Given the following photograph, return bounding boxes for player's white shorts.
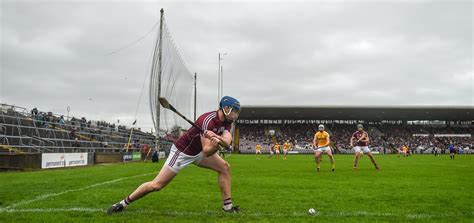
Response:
[354,146,371,154]
[315,146,331,153]
[283,149,288,154]
[256,150,261,154]
[164,144,204,173]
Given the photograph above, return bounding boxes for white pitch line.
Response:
[0,208,103,213]
[1,208,471,219]
[2,172,155,210]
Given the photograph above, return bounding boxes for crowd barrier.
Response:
[0,152,159,170]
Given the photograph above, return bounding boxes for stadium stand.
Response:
[238,123,473,154]
[236,106,473,155]
[0,104,162,154]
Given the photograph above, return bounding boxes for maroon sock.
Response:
[223,198,232,207]
[121,196,133,206]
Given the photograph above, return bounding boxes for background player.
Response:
[268,143,275,159]
[449,143,456,160]
[107,96,241,214]
[350,124,380,170]
[274,142,281,158]
[398,145,407,158]
[255,143,262,159]
[402,145,409,157]
[313,124,335,172]
[283,140,291,160]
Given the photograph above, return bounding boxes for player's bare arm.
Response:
[209,130,232,147]
[205,128,230,142]
[361,135,369,143]
[201,135,219,156]
[360,132,369,142]
[202,130,232,156]
[313,136,318,148]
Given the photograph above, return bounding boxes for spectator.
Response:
[58,115,65,125]
[73,138,81,152]
[80,117,87,131]
[70,127,77,139]
[30,107,38,117]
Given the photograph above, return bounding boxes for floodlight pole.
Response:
[218,53,221,103]
[221,65,224,96]
[66,106,70,121]
[217,52,227,102]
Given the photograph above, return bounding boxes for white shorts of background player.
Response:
[353,146,371,154]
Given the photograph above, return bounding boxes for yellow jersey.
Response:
[314,131,330,147]
[283,143,290,150]
[274,144,280,150]
[256,145,262,151]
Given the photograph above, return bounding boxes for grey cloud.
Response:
[1,0,472,132]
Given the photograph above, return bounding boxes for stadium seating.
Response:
[0,104,161,154]
[238,123,473,154]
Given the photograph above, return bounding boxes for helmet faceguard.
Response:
[219,96,240,123]
[318,124,324,131]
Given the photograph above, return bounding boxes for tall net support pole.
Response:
[149,8,193,149]
[156,9,164,151]
[149,8,165,152]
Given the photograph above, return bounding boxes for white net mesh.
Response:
[149,16,193,135]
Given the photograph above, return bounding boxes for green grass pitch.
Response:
[0,154,473,222]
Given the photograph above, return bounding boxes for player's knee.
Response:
[149,181,163,191]
[221,161,231,174]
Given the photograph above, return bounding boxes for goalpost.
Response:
[148,9,195,159]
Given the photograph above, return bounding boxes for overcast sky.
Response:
[1,0,472,132]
